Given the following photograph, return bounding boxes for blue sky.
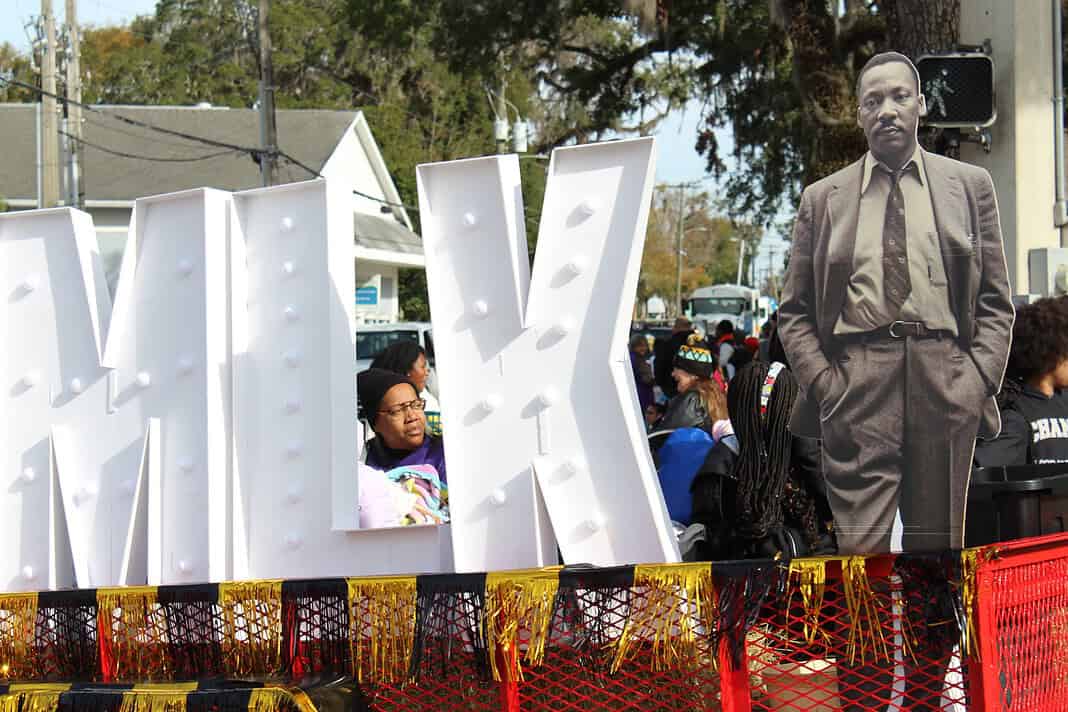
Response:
[2,0,787,278]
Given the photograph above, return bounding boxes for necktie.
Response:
[882,167,911,312]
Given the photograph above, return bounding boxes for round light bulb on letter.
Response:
[471,300,490,318]
[177,559,193,574]
[491,488,507,506]
[462,212,478,229]
[283,350,301,368]
[480,393,503,414]
[282,261,296,276]
[280,216,295,232]
[177,259,193,277]
[177,357,194,376]
[577,198,599,219]
[22,274,40,292]
[284,399,301,414]
[20,467,36,484]
[538,387,560,408]
[68,377,84,394]
[552,316,576,337]
[21,566,35,582]
[565,255,589,276]
[283,305,299,322]
[22,370,41,388]
[135,371,152,388]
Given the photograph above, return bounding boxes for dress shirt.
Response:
[835,147,958,336]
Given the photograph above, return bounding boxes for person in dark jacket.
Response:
[358,368,447,482]
[975,295,1068,466]
[654,318,695,398]
[629,333,656,414]
[652,339,727,436]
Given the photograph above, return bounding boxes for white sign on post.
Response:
[418,137,679,571]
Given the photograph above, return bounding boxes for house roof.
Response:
[0,103,424,265]
[0,103,355,201]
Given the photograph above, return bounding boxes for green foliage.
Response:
[398,267,430,321]
[0,42,37,103]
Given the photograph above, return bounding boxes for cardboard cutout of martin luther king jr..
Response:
[778,51,1014,554]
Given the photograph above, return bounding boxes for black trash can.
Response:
[966,464,1068,546]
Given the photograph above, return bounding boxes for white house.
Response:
[0,103,422,323]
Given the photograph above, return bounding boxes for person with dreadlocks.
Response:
[690,361,835,559]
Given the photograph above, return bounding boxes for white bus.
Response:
[685,284,771,337]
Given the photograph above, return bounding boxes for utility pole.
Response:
[766,247,775,297]
[65,0,82,207]
[41,0,60,207]
[257,0,278,186]
[674,184,686,318]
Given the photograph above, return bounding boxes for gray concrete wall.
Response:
[960,0,1063,293]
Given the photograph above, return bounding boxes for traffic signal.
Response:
[916,52,996,128]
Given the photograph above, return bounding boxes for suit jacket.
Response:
[779,150,1014,440]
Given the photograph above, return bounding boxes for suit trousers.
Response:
[818,333,985,554]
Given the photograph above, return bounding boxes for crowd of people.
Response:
[351,294,1068,558]
[636,315,837,558]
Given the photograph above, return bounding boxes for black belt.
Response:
[838,320,952,344]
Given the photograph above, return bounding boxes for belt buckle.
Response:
[888,320,920,338]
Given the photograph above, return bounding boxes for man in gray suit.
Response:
[779,52,1013,554]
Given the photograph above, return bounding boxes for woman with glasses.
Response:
[357,368,447,482]
[371,340,443,436]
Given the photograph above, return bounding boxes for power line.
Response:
[276,151,419,212]
[0,71,264,153]
[1,73,421,213]
[59,128,241,162]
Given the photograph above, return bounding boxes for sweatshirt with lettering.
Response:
[974,383,1068,467]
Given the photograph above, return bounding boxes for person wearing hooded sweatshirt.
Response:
[358,368,447,482]
[975,296,1068,467]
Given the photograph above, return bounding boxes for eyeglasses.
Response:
[378,398,427,418]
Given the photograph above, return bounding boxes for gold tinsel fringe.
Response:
[98,586,162,681]
[787,558,829,645]
[1,684,73,712]
[485,567,561,682]
[611,563,714,673]
[346,576,417,685]
[0,593,37,679]
[219,580,284,677]
[250,687,318,712]
[119,687,193,712]
[841,557,889,664]
[960,547,985,659]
